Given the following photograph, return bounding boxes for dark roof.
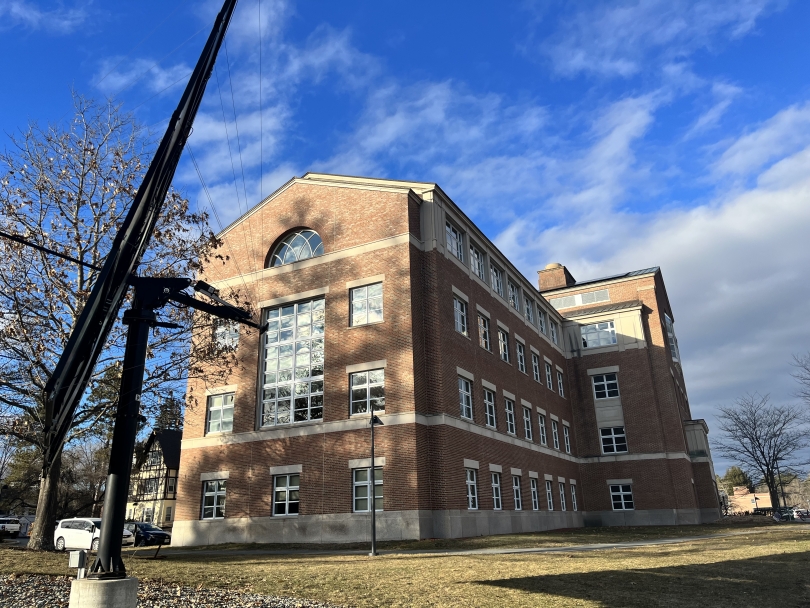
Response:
[542,267,659,294]
[136,429,182,470]
[561,300,644,319]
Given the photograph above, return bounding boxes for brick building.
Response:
[172,173,720,546]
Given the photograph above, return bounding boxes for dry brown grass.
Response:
[2,523,808,607]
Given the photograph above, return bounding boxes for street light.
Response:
[369,413,383,557]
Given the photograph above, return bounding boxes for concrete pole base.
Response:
[69,577,138,608]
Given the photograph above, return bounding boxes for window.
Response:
[484,389,496,428]
[523,407,533,441]
[165,506,173,522]
[446,222,464,261]
[513,476,522,510]
[273,474,300,516]
[524,297,534,324]
[507,280,520,311]
[350,369,385,415]
[557,371,565,397]
[545,480,554,510]
[571,485,578,511]
[270,229,324,267]
[552,420,560,449]
[143,478,158,495]
[147,449,161,467]
[470,243,487,281]
[592,373,620,399]
[545,363,553,389]
[530,479,540,511]
[144,507,153,523]
[538,414,547,445]
[206,393,234,434]
[610,484,634,510]
[549,289,609,310]
[261,298,325,426]
[538,309,546,334]
[559,482,567,511]
[563,425,571,453]
[167,478,176,494]
[350,283,383,326]
[466,469,478,509]
[353,467,383,512]
[581,321,617,348]
[664,314,681,361]
[453,297,468,336]
[458,377,473,420]
[478,315,491,350]
[498,330,510,363]
[600,427,628,454]
[532,353,541,382]
[516,343,526,373]
[490,264,504,297]
[491,473,502,510]
[201,480,226,519]
[213,319,239,349]
[505,399,516,435]
[550,322,558,344]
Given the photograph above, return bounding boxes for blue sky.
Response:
[3,0,810,474]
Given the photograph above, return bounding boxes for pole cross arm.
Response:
[169,290,263,330]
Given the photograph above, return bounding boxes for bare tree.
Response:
[0,93,250,549]
[792,353,810,406]
[714,393,809,510]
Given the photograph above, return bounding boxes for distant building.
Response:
[126,429,181,529]
[172,173,721,546]
[728,486,772,514]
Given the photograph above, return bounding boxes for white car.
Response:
[53,518,134,552]
[0,518,21,539]
[793,508,810,521]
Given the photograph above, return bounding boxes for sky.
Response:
[2,0,810,475]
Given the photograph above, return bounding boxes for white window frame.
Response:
[206,393,234,435]
[507,280,521,311]
[610,484,634,510]
[353,467,383,513]
[592,373,620,399]
[165,506,173,522]
[538,310,546,334]
[524,297,534,324]
[470,243,487,281]
[478,315,491,350]
[484,389,497,428]
[491,473,502,510]
[466,469,479,510]
[600,426,629,454]
[530,479,540,511]
[559,482,567,511]
[571,485,578,511]
[446,221,464,262]
[581,321,617,348]
[273,473,300,516]
[505,399,516,435]
[350,369,385,415]
[545,363,553,390]
[545,480,554,510]
[513,476,522,511]
[453,297,468,336]
[552,420,560,450]
[201,479,226,520]
[498,329,510,363]
[538,414,547,445]
[664,314,681,361]
[563,425,571,453]
[490,264,504,297]
[458,377,473,420]
[550,322,558,344]
[557,371,565,397]
[532,353,541,382]
[516,343,526,373]
[523,407,533,441]
[350,282,383,326]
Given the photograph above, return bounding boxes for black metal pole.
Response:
[89,304,154,578]
[369,412,376,557]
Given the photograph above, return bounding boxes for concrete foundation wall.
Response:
[582,507,720,527]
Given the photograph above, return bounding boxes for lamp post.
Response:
[369,413,383,557]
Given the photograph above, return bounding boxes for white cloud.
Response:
[684,82,742,138]
[0,0,88,33]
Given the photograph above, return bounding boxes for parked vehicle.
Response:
[793,508,810,521]
[0,518,21,539]
[124,522,171,547]
[53,518,134,551]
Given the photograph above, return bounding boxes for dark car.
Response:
[124,522,171,547]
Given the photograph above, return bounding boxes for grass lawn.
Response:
[2,521,809,607]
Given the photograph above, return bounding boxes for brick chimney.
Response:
[538,263,576,291]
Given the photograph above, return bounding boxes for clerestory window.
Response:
[270,230,324,267]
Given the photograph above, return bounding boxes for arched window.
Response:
[269,229,324,267]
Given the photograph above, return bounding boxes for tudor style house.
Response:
[171,173,720,546]
[126,429,181,529]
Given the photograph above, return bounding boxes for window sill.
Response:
[200,517,225,521]
[259,418,325,431]
[348,321,385,330]
[456,331,471,340]
[271,514,299,518]
[204,431,233,438]
[350,412,385,418]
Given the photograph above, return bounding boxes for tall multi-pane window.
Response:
[507,281,520,311]
[557,371,565,397]
[446,222,464,261]
[470,243,487,281]
[538,309,546,334]
[466,469,478,509]
[552,420,560,449]
[350,283,383,326]
[545,363,553,389]
[206,393,234,434]
[261,298,324,426]
[524,297,534,324]
[505,399,516,435]
[458,377,473,420]
[592,373,620,399]
[581,321,617,348]
[513,477,522,510]
[545,480,554,510]
[498,330,510,362]
[516,343,526,373]
[532,353,541,382]
[350,369,385,415]
[490,264,504,297]
[559,482,567,511]
[453,297,468,336]
[550,322,558,344]
[201,480,226,519]
[478,315,491,350]
[664,314,681,361]
[273,474,300,516]
[523,407,533,441]
[538,414,547,445]
[353,467,383,512]
[484,389,496,428]
[563,426,571,453]
[571,485,578,511]
[610,484,634,510]
[600,427,628,453]
[530,479,540,510]
[491,473,502,510]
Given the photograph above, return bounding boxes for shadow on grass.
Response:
[474,549,810,607]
